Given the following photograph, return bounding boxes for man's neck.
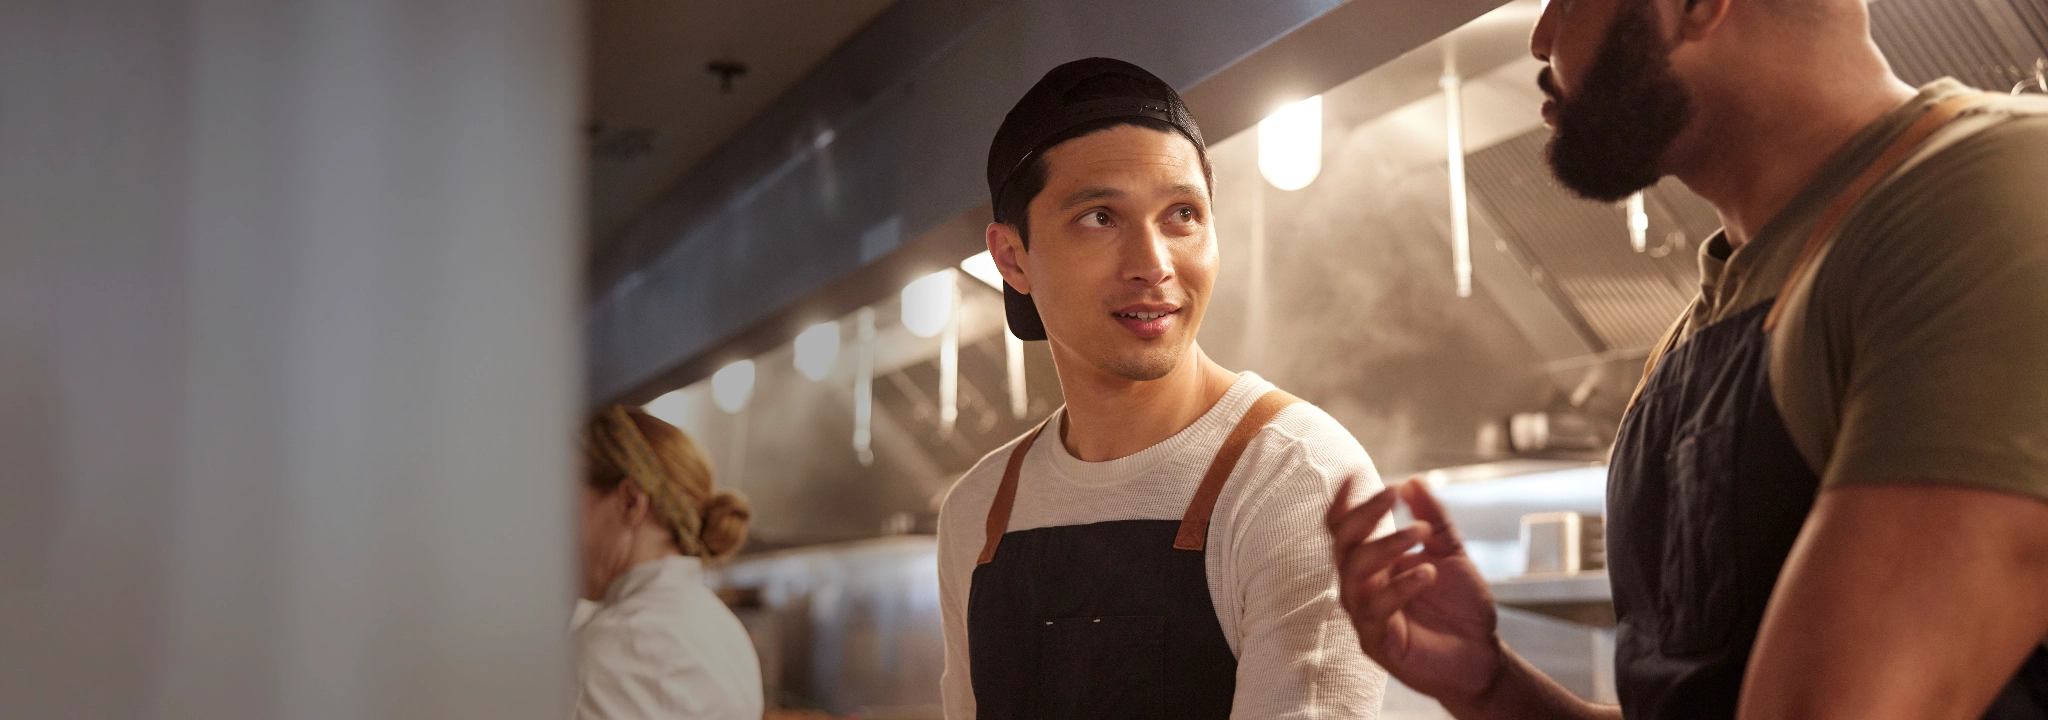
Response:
[1052,344,1239,463]
[1674,67,1916,250]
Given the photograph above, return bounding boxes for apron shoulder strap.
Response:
[975,389,1306,563]
[1759,91,1999,334]
[1627,92,2000,414]
[977,416,1053,565]
[1173,389,1302,551]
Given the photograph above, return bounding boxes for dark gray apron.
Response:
[966,390,1297,720]
[1607,92,2048,720]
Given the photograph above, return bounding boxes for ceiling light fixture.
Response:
[901,269,956,338]
[960,251,1005,291]
[1258,96,1323,191]
[793,321,840,381]
[710,360,754,414]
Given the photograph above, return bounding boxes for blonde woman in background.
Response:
[576,405,760,720]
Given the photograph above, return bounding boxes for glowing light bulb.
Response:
[1626,192,1649,252]
[901,269,956,338]
[853,308,875,465]
[793,321,840,381]
[711,360,754,414]
[1258,96,1322,191]
[960,251,1004,290]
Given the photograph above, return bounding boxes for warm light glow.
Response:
[940,293,959,436]
[1258,96,1322,191]
[642,389,694,430]
[793,321,840,381]
[853,308,875,465]
[711,360,754,414]
[1006,327,1027,420]
[901,269,956,338]
[1443,74,1472,298]
[960,251,1004,291]
[1626,192,1649,252]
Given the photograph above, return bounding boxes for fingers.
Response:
[1325,476,1356,531]
[1340,520,1433,588]
[1329,485,1400,551]
[1397,479,1467,555]
[1356,562,1440,630]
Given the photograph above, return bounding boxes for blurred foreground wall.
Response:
[1,1,582,717]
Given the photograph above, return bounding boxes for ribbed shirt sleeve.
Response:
[1216,407,1390,719]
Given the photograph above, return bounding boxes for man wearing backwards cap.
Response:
[934,57,1390,719]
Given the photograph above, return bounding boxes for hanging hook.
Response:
[2013,57,2047,96]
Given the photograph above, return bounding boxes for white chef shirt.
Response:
[574,555,764,720]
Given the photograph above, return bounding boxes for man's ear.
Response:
[986,222,1032,295]
[1674,0,1732,42]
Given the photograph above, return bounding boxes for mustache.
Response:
[1537,67,1562,101]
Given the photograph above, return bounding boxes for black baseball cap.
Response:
[986,57,1206,341]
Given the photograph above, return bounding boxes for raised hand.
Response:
[1326,477,1506,706]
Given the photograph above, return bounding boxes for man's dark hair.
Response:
[991,74,1214,248]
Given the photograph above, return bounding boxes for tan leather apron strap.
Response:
[977,416,1053,565]
[1625,311,1691,413]
[1626,92,1996,415]
[1173,389,1302,551]
[1760,92,1997,334]
[976,389,1305,563]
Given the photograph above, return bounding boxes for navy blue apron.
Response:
[1607,93,2048,720]
[966,390,1298,720]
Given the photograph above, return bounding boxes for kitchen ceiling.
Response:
[586,0,897,247]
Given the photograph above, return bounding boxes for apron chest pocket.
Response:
[1661,423,1739,656]
[1031,615,1166,719]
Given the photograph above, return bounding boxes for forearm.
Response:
[1443,641,1621,720]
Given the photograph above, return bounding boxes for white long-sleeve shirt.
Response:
[936,373,1390,719]
[574,556,763,720]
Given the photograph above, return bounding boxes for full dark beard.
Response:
[1544,0,1694,203]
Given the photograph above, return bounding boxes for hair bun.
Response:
[698,491,752,562]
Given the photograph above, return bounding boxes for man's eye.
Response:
[1079,210,1112,228]
[1173,207,1197,223]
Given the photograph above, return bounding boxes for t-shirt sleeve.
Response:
[1225,419,1391,719]
[936,476,982,720]
[1824,116,2048,502]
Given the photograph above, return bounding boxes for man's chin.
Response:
[1093,344,1186,382]
[1545,132,1663,203]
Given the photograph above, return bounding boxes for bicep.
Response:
[1829,122,2048,499]
[936,503,979,719]
[1740,483,2048,720]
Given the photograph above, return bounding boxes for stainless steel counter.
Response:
[1491,571,1615,628]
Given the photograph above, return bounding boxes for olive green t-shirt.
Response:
[1676,79,2048,501]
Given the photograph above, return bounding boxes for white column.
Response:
[0,1,581,718]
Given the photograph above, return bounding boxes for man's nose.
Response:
[1530,0,1558,63]
[1123,225,1172,286]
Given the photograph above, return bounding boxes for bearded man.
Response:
[1327,0,2048,718]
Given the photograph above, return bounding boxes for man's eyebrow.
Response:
[1058,186,1123,210]
[1057,183,1206,210]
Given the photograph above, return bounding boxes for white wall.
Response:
[0,1,581,717]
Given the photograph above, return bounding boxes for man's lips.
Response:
[1537,68,1563,128]
[1111,304,1179,339]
